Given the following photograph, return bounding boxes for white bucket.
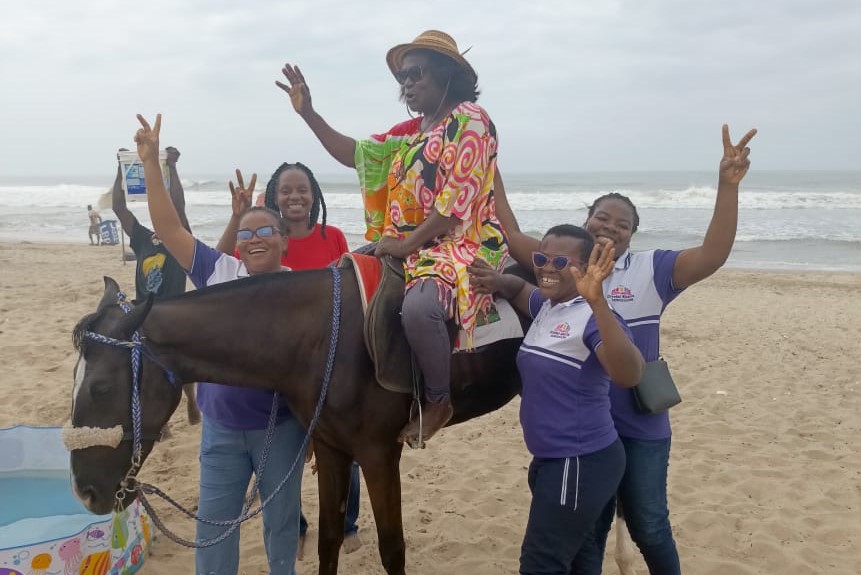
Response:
[118,151,170,202]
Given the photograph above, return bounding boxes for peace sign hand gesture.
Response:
[570,241,616,306]
[719,124,757,185]
[276,63,313,117]
[228,169,257,217]
[134,114,161,164]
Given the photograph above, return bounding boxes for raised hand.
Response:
[719,124,757,185]
[228,169,257,217]
[276,63,313,116]
[165,146,181,165]
[134,114,161,164]
[570,241,616,305]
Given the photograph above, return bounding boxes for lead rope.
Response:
[114,292,144,508]
[137,266,342,548]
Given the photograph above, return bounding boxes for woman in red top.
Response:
[220,163,348,267]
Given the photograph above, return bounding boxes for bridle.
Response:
[63,290,180,509]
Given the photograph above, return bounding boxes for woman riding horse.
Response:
[277,30,509,445]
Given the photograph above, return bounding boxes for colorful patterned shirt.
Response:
[354,102,508,345]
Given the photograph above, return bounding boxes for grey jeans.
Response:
[401,279,452,403]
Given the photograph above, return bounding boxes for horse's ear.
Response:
[97,277,122,311]
[118,294,154,336]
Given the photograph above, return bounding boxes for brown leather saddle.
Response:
[363,255,417,394]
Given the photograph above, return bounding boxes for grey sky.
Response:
[1,0,859,177]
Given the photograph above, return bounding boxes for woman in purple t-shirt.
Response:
[135,114,305,575]
[470,224,643,573]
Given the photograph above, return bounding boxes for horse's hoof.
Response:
[404,437,426,450]
[343,532,363,554]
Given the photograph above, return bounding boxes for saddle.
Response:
[338,253,420,393]
[364,256,420,394]
[339,251,525,395]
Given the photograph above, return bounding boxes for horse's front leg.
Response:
[313,440,354,575]
[359,442,406,575]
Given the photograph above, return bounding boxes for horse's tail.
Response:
[614,499,638,575]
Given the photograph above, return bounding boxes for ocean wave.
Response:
[2,182,860,211]
[502,187,861,210]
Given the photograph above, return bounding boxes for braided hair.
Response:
[263,162,328,238]
[586,192,640,233]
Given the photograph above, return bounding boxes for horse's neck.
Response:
[143,270,342,400]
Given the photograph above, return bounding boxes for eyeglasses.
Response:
[394,65,425,85]
[532,251,580,271]
[236,225,280,241]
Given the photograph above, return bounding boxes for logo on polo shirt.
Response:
[609,284,634,303]
[549,322,571,339]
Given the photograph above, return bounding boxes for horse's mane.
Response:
[156,267,333,302]
[73,267,335,348]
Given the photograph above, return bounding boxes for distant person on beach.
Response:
[111,145,200,426]
[485,125,757,575]
[87,205,101,245]
[277,29,509,445]
[469,225,644,574]
[215,162,360,556]
[134,113,305,575]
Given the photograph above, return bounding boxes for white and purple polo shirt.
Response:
[187,240,294,431]
[517,289,634,458]
[603,249,684,440]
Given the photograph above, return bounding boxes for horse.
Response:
[67,266,526,575]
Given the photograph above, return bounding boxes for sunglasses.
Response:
[532,251,580,271]
[236,225,280,241]
[394,65,425,85]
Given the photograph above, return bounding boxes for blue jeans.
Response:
[300,461,361,536]
[196,417,305,575]
[573,437,680,575]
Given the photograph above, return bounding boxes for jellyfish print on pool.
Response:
[57,538,81,575]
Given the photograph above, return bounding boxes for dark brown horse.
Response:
[68,265,525,575]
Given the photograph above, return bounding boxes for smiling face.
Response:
[236,210,287,274]
[534,234,587,305]
[584,197,637,254]
[398,51,448,115]
[276,168,314,227]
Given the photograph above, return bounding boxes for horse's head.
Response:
[67,277,182,515]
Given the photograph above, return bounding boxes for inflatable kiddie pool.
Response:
[0,426,151,575]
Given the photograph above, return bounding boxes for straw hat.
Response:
[386,30,476,82]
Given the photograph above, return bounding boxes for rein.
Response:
[66,268,343,549]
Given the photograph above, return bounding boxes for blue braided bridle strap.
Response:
[82,295,178,460]
[136,266,343,549]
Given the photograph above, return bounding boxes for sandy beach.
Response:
[1,240,859,575]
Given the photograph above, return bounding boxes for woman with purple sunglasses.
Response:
[469,224,643,574]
